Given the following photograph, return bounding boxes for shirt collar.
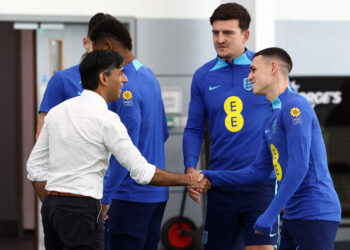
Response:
[131,59,142,71]
[210,49,252,71]
[271,97,282,110]
[81,89,108,109]
[271,87,294,110]
[233,52,252,65]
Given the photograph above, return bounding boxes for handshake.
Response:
[187,169,211,203]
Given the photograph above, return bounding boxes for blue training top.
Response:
[102,59,169,204]
[203,87,341,234]
[183,49,273,179]
[39,65,82,113]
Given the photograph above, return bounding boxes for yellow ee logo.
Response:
[270,144,282,181]
[224,96,244,132]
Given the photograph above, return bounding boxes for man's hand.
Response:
[102,203,110,223]
[196,172,211,193]
[32,181,47,202]
[189,170,211,191]
[253,211,274,235]
[186,167,201,203]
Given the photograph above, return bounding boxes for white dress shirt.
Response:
[27,90,156,199]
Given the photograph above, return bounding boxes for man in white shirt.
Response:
[27,50,209,250]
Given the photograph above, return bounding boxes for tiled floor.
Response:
[0,233,349,250]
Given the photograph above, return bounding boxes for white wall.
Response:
[0,0,220,19]
[2,0,350,21]
[276,0,350,21]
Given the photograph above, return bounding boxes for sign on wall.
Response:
[290,76,349,126]
[161,87,183,114]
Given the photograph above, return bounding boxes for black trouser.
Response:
[41,194,104,250]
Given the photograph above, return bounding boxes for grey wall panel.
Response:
[137,18,216,75]
[36,23,87,73]
[276,21,350,76]
[36,24,87,110]
[135,18,214,249]
[157,76,193,116]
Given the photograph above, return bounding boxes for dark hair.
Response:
[210,3,251,31]
[87,13,114,38]
[254,47,293,74]
[89,18,132,50]
[79,50,124,90]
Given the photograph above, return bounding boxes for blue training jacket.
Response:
[183,49,272,178]
[39,65,83,113]
[102,59,169,204]
[203,87,341,234]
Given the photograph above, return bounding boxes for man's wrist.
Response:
[101,197,112,205]
[185,166,196,174]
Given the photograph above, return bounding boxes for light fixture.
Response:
[13,22,38,30]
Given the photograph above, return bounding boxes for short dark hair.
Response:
[210,3,251,31]
[79,50,124,90]
[90,17,132,50]
[254,47,293,74]
[87,13,114,38]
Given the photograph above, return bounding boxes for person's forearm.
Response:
[202,164,271,187]
[32,181,47,202]
[149,168,191,186]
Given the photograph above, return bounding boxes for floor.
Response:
[0,231,35,250]
[0,233,349,250]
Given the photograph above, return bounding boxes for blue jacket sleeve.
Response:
[183,72,207,170]
[202,134,273,186]
[102,91,141,204]
[254,100,312,234]
[39,72,65,113]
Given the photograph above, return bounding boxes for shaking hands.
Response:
[187,168,211,203]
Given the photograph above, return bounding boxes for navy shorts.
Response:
[204,179,278,250]
[279,219,339,250]
[105,199,166,250]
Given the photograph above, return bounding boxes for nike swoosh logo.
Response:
[209,85,221,91]
[265,129,270,134]
[269,232,277,237]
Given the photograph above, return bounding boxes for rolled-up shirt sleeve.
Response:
[101,115,156,185]
[27,122,50,181]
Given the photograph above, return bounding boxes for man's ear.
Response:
[94,39,113,51]
[271,61,279,75]
[242,29,250,44]
[104,39,113,50]
[99,72,108,87]
[83,37,88,48]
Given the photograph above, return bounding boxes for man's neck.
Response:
[266,79,289,103]
[224,49,246,63]
[94,88,108,103]
[118,49,135,66]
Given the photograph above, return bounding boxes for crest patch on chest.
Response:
[243,78,252,91]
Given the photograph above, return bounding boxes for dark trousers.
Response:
[279,219,339,250]
[204,180,278,250]
[105,200,167,250]
[41,194,104,250]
